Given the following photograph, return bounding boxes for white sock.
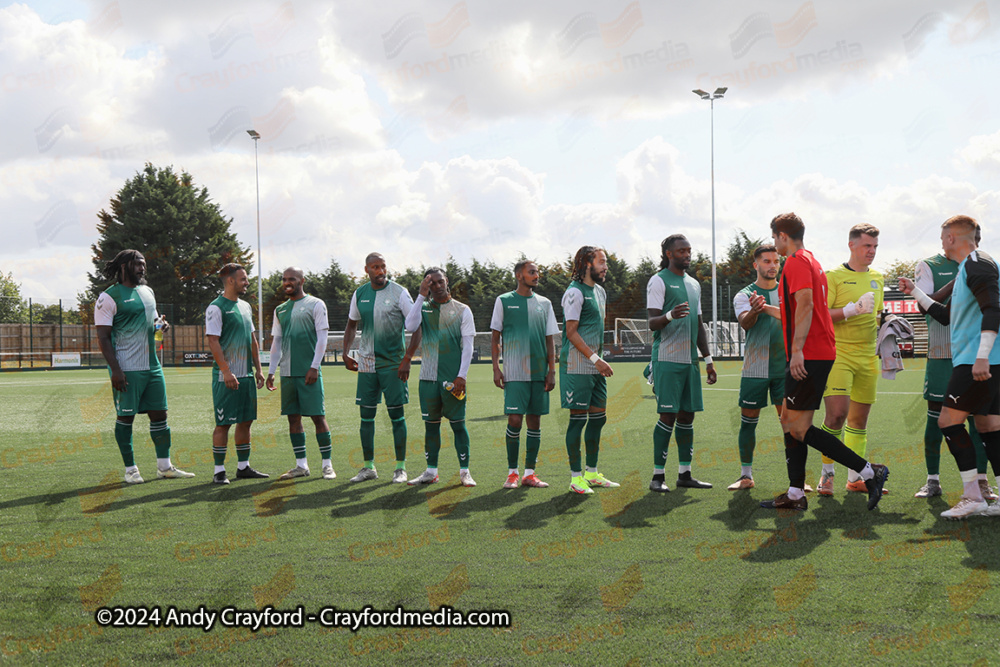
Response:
[509,468,518,475]
[995,474,1000,490]
[586,466,597,473]
[979,473,988,481]
[859,463,874,481]
[427,467,438,475]
[847,469,862,483]
[214,465,225,474]
[571,471,582,480]
[678,464,692,474]
[928,474,940,481]
[653,467,665,477]
[787,487,805,500]
[238,461,249,470]
[157,458,171,471]
[460,467,469,472]
[296,458,309,469]
[741,465,752,478]
[960,469,981,499]
[822,463,835,475]
[125,465,139,474]
[524,468,535,477]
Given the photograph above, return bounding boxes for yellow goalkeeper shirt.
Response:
[826,263,883,357]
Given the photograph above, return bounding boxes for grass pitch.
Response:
[0,361,997,665]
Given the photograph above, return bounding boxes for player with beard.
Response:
[560,246,617,494]
[405,267,477,487]
[646,235,716,493]
[266,267,334,480]
[343,253,421,484]
[95,249,194,484]
[205,263,268,484]
[728,244,785,490]
[490,260,560,489]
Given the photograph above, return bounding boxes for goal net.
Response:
[614,318,651,346]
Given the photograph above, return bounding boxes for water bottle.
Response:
[443,381,465,400]
[154,320,163,342]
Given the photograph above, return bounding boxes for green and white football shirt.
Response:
[490,291,560,382]
[647,268,702,364]
[348,280,414,373]
[271,295,328,377]
[414,297,475,382]
[915,254,959,360]
[205,295,255,381]
[94,284,161,372]
[733,283,784,379]
[560,280,607,375]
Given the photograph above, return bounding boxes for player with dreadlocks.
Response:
[560,245,618,494]
[94,249,194,484]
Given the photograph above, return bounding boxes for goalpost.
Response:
[614,318,651,346]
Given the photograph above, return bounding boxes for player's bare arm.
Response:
[398,328,420,382]
[790,288,814,381]
[697,316,717,385]
[647,303,688,331]
[899,276,951,325]
[96,325,127,391]
[206,335,238,390]
[566,320,613,377]
[545,333,556,392]
[491,330,504,389]
[343,318,359,371]
[252,336,265,389]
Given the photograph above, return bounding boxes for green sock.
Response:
[149,420,171,459]
[970,418,988,475]
[425,421,441,468]
[235,443,250,463]
[525,429,541,470]
[360,406,376,463]
[565,414,587,472]
[675,421,693,466]
[115,420,134,467]
[738,415,758,466]
[290,432,307,459]
[317,431,332,462]
[654,418,673,468]
[844,426,867,459]
[213,444,227,466]
[505,425,521,470]
[584,411,606,469]
[924,409,942,476]
[388,405,407,463]
[451,420,470,467]
[395,461,406,470]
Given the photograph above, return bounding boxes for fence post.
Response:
[28,298,33,368]
[59,299,63,352]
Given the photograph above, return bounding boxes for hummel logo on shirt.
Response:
[123,298,135,303]
[509,305,520,309]
[670,285,680,289]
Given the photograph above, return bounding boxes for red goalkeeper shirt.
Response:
[778,248,836,361]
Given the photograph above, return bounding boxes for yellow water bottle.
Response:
[154,321,163,342]
[443,381,465,400]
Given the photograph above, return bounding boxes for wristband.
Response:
[665,311,674,322]
[703,355,713,366]
[589,352,600,364]
[978,331,997,359]
[910,287,934,311]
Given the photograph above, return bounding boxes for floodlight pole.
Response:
[692,87,727,356]
[248,129,263,349]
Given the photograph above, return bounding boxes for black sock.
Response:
[976,428,1000,476]
[941,423,979,472]
[784,432,808,489]
[802,425,866,473]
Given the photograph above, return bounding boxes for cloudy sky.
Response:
[2,0,999,303]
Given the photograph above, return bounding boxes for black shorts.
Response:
[784,360,834,412]
[944,365,1000,416]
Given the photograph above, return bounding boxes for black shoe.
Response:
[236,466,270,479]
[866,464,889,510]
[760,493,807,511]
[212,471,230,485]
[649,477,670,493]
[676,472,712,489]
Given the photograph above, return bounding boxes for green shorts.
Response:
[356,369,409,406]
[559,372,607,410]
[924,357,953,402]
[652,361,703,413]
[213,376,258,426]
[504,381,550,415]
[280,375,325,416]
[419,380,466,422]
[739,376,785,410]
[112,368,168,417]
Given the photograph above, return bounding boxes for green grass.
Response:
[0,361,997,665]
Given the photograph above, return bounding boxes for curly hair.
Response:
[571,246,603,282]
[102,249,144,284]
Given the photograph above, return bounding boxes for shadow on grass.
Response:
[504,494,590,530]
[429,486,530,521]
[603,489,700,529]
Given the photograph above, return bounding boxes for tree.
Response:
[0,272,25,323]
[881,258,917,283]
[83,164,253,324]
